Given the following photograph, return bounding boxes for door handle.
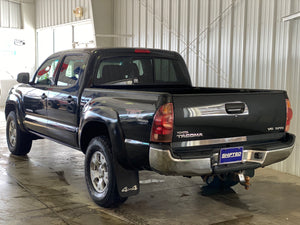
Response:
[225,102,245,114]
[41,93,47,100]
[67,96,74,103]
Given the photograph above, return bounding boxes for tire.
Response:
[204,173,239,189]
[84,136,127,208]
[6,111,32,156]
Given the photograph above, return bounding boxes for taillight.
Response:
[285,99,293,132]
[151,103,174,143]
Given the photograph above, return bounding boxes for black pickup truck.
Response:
[5,48,295,208]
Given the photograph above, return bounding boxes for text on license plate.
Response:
[219,147,243,164]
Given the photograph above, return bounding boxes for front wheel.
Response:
[84,136,127,208]
[6,111,32,156]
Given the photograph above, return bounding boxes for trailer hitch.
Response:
[237,172,250,190]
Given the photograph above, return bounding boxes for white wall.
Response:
[36,22,95,66]
[35,0,95,66]
[90,0,114,47]
[114,0,300,176]
[35,0,116,53]
[0,0,22,28]
[35,0,92,29]
[0,0,35,106]
[0,0,35,78]
[21,0,36,76]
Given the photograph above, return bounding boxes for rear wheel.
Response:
[203,173,239,189]
[6,111,32,156]
[84,136,127,208]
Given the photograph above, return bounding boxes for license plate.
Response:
[219,147,243,164]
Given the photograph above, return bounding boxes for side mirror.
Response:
[17,73,30,84]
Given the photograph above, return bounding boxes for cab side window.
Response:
[57,55,88,86]
[34,57,60,85]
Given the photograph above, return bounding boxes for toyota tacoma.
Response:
[5,48,295,208]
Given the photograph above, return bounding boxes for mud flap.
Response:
[113,158,140,198]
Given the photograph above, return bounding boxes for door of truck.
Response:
[46,54,89,146]
[23,56,60,135]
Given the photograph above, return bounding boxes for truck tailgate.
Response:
[172,91,287,145]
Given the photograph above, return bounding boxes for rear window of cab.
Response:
[93,56,190,86]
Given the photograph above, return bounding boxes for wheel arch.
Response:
[5,94,27,132]
[79,107,129,168]
[80,121,110,154]
[5,102,16,118]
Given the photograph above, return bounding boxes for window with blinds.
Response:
[0,0,22,29]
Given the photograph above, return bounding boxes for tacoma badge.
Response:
[176,131,203,139]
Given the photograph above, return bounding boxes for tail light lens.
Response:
[151,103,174,143]
[285,99,293,132]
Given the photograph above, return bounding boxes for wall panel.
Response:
[36,0,92,29]
[0,0,22,28]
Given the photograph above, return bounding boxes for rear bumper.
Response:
[149,134,296,176]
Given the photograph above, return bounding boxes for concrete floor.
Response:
[1,108,300,225]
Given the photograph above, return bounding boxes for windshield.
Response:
[94,57,191,86]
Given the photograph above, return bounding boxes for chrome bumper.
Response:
[149,137,295,176]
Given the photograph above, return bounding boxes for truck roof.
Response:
[49,48,180,58]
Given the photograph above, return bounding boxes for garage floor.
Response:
[1,108,300,225]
